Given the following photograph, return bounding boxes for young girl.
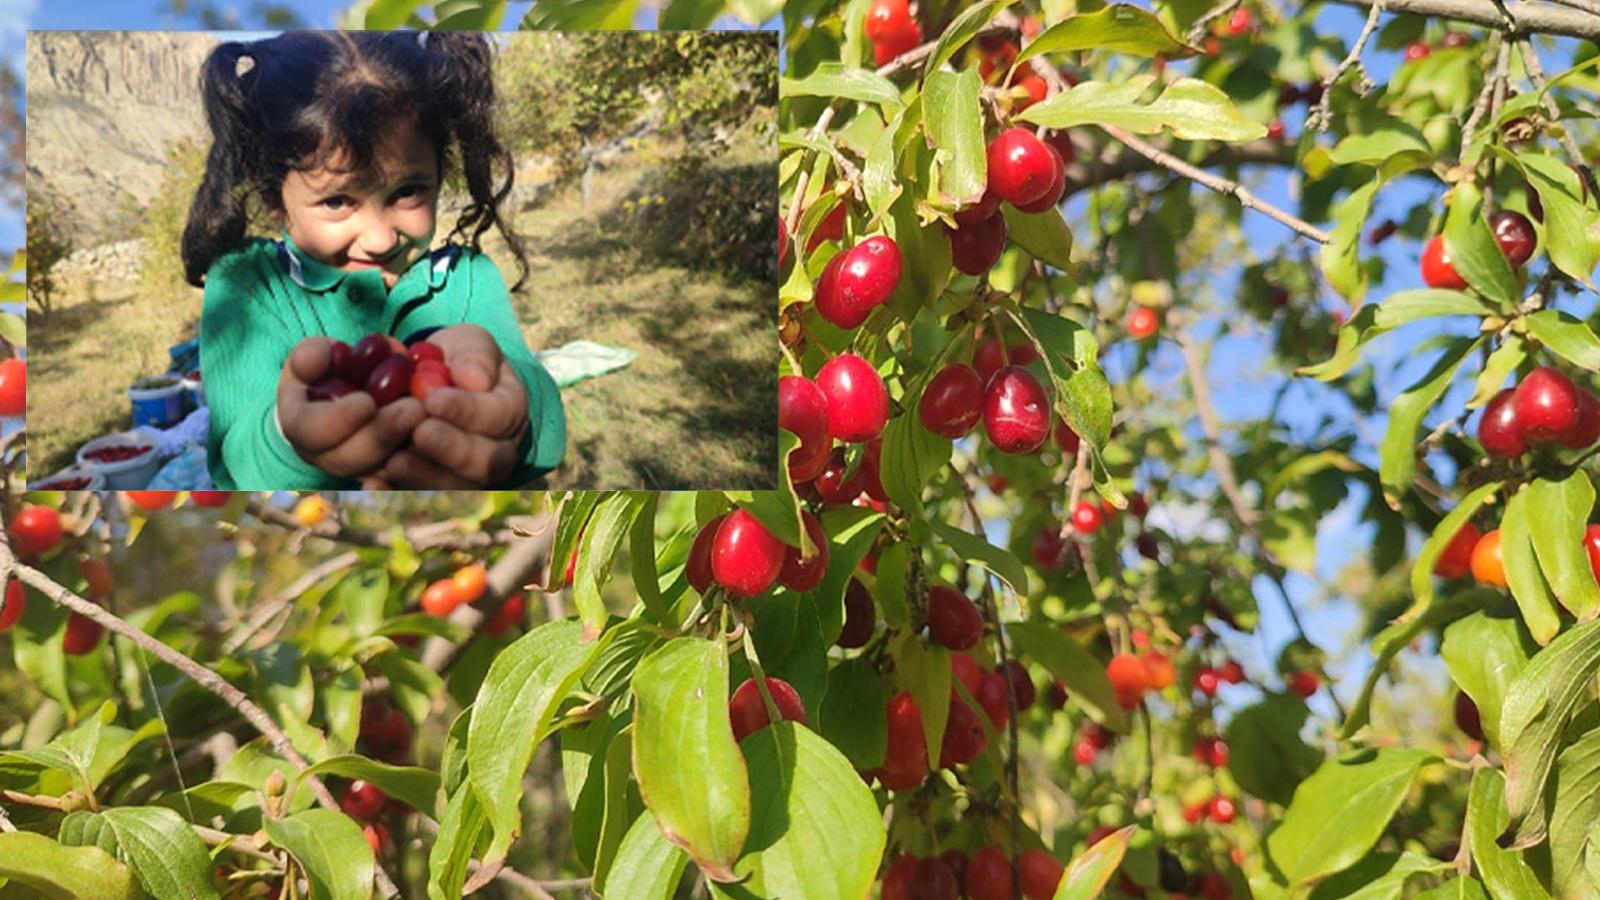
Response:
[181,31,565,490]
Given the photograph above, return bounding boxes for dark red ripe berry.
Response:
[1208,795,1238,824]
[1004,659,1037,710]
[711,509,785,599]
[1288,669,1319,697]
[940,690,988,766]
[1266,117,1286,142]
[939,850,969,886]
[0,580,23,632]
[359,702,412,762]
[685,514,726,594]
[10,505,63,556]
[812,252,869,330]
[816,354,889,442]
[882,854,919,900]
[407,341,444,366]
[340,780,386,820]
[955,188,1002,227]
[780,375,832,480]
[1434,522,1483,579]
[728,676,808,742]
[1018,849,1065,900]
[1479,388,1528,457]
[62,611,103,656]
[1195,667,1220,697]
[327,340,353,381]
[365,354,414,407]
[947,213,1008,275]
[1054,421,1080,456]
[976,670,1011,729]
[1226,7,1252,35]
[348,333,393,387]
[777,510,830,592]
[813,448,867,506]
[1032,524,1065,571]
[1219,659,1246,685]
[836,236,903,315]
[986,128,1060,207]
[805,200,847,253]
[1489,210,1537,268]
[1072,501,1102,534]
[967,847,1014,900]
[973,339,1038,385]
[919,364,985,439]
[881,692,929,789]
[1199,872,1234,900]
[1403,41,1431,61]
[1513,367,1582,442]
[1013,144,1066,214]
[1420,236,1468,290]
[1128,306,1160,340]
[910,858,960,900]
[951,651,984,698]
[927,586,982,651]
[1455,691,1485,741]
[983,366,1051,454]
[0,358,25,417]
[306,378,360,402]
[837,578,877,648]
[1565,390,1600,449]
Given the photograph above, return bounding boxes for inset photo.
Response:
[25,29,777,490]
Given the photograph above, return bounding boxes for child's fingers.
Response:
[379,448,481,489]
[314,398,425,475]
[279,358,379,455]
[287,337,338,385]
[430,324,501,391]
[423,361,528,439]
[409,417,521,486]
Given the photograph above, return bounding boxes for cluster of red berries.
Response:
[684,507,828,601]
[1183,795,1239,826]
[882,845,1066,900]
[1402,30,1472,62]
[1478,366,1599,458]
[945,129,1069,276]
[307,334,453,406]
[814,235,903,330]
[782,359,891,505]
[1420,210,1536,290]
[1192,658,1246,698]
[1193,735,1230,768]
[864,0,922,66]
[1434,515,1600,596]
[1072,719,1115,765]
[1105,648,1176,709]
[420,563,488,617]
[83,444,153,463]
[868,653,1028,789]
[919,341,1055,455]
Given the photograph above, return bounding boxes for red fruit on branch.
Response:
[947,212,1008,275]
[1142,650,1176,690]
[882,854,919,900]
[421,579,461,617]
[711,509,786,600]
[976,670,1011,728]
[1438,31,1472,48]
[1420,236,1467,290]
[814,448,867,506]
[1585,524,1600,583]
[728,676,808,742]
[1287,669,1320,697]
[80,557,114,599]
[1489,210,1537,268]
[919,364,985,439]
[685,514,726,594]
[340,780,386,820]
[1471,529,1507,588]
[835,235,903,315]
[1209,795,1238,824]
[127,491,176,511]
[1194,667,1221,697]
[1004,659,1037,709]
[1072,501,1103,534]
[1107,653,1149,708]
[1219,659,1246,685]
[1032,524,1065,571]
[779,375,832,480]
[63,611,103,655]
[986,128,1060,207]
[1226,7,1253,35]
[1434,522,1483,579]
[805,201,847,253]
[983,366,1051,454]
[484,592,525,636]
[909,858,960,900]
[1478,388,1528,457]
[966,847,1014,900]
[0,357,25,417]
[939,689,988,766]
[1513,367,1581,442]
[954,188,1001,227]
[1455,691,1485,741]
[871,13,922,65]
[812,253,868,330]
[10,505,63,556]
[0,579,23,632]
[1560,390,1600,449]
[817,354,889,442]
[1266,117,1286,142]
[837,578,877,648]
[1128,306,1160,340]
[1403,41,1431,61]
[1018,849,1065,900]
[1014,144,1066,214]
[880,691,930,789]
[777,510,830,592]
[973,338,1038,385]
[927,586,982,651]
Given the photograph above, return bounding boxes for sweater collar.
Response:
[279,231,455,294]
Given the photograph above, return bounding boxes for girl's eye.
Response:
[394,184,431,203]
[321,196,352,211]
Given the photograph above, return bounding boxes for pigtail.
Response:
[181,42,257,287]
[422,31,529,292]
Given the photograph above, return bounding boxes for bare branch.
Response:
[1326,0,1600,41]
[1309,0,1384,134]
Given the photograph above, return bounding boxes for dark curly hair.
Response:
[180,31,527,290]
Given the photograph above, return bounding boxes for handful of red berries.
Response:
[82,444,153,463]
[1479,366,1600,457]
[306,333,454,406]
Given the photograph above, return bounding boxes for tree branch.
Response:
[1326,0,1600,42]
[1309,0,1384,134]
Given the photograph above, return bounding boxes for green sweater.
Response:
[199,235,565,489]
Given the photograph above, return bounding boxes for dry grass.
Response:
[27,140,777,489]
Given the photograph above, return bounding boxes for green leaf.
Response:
[332,567,388,638]
[1012,306,1110,452]
[427,785,488,900]
[0,832,140,899]
[1441,609,1537,749]
[1305,851,1449,900]
[631,494,667,622]
[1467,767,1550,900]
[89,807,220,900]
[1444,181,1519,307]
[725,489,801,548]
[1501,486,1565,645]
[552,492,602,590]
[1378,337,1481,508]
[880,408,952,519]
[872,539,910,628]
[1300,288,1495,381]
[1524,472,1600,618]
[434,0,506,27]
[1546,723,1600,898]
[604,812,691,900]
[1016,5,1189,64]
[1055,825,1135,899]
[1227,694,1325,805]
[1524,310,1600,372]
[804,507,885,645]
[1007,621,1128,733]
[1001,204,1076,271]
[1327,120,1433,168]
[1500,617,1600,848]
[468,618,600,864]
[885,188,953,320]
[1405,482,1501,621]
[863,107,906,219]
[1318,180,1382,304]
[364,0,426,28]
[575,493,652,639]
[1340,592,1478,741]
[1265,748,1437,889]
[1470,337,1526,408]
[632,638,750,882]
[0,311,25,348]
[1509,150,1600,287]
[264,809,373,900]
[294,755,440,819]
[1413,878,1491,900]
[922,68,987,208]
[1017,76,1266,142]
[921,0,1004,77]
[520,0,638,29]
[712,723,885,898]
[820,656,888,770]
[928,519,1029,597]
[780,63,903,109]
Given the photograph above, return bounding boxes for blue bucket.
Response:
[129,378,185,428]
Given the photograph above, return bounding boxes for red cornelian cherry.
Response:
[1455,691,1485,741]
[973,338,1039,385]
[976,670,1011,728]
[1226,6,1253,35]
[986,128,1060,208]
[189,491,230,507]
[909,858,960,900]
[940,689,988,766]
[816,354,889,442]
[950,651,984,698]
[1266,117,1286,141]
[1585,524,1600,583]
[1479,388,1528,457]
[1072,500,1102,534]
[779,375,832,480]
[1107,653,1149,708]
[127,491,177,511]
[926,586,982,650]
[685,514,726,594]
[1208,795,1238,824]
[1018,849,1065,900]
[10,505,63,556]
[966,847,1014,900]
[983,366,1051,453]
[484,592,526,636]
[728,676,808,742]
[870,6,922,66]
[1420,235,1468,290]
[1032,523,1065,571]
[1561,390,1600,449]
[882,854,919,900]
[0,579,23,631]
[835,235,902,316]
[813,253,869,330]
[1004,659,1037,709]
[777,510,830,592]
[1219,659,1246,685]
[0,358,24,418]
[1127,306,1160,340]
[880,691,929,789]
[1403,41,1431,61]
[954,188,1001,227]
[1288,669,1320,697]
[1013,143,1066,214]
[340,780,386,820]
[63,611,103,655]
[863,0,911,43]
[1434,522,1483,579]
[813,447,867,506]
[1513,367,1582,442]
[947,213,1008,275]
[805,200,847,253]
[1489,210,1537,268]
[837,578,877,648]
[711,509,786,599]
[919,363,985,439]
[1195,666,1221,697]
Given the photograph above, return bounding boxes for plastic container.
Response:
[76,432,161,489]
[182,369,204,410]
[129,375,185,428]
[30,464,106,491]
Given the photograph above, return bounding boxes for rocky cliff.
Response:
[26,32,217,245]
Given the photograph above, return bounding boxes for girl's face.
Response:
[277,117,440,289]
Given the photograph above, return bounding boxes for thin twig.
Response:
[1459,34,1509,158]
[1186,0,1245,44]
[1309,0,1384,134]
[221,550,361,654]
[1327,0,1600,42]
[1514,36,1600,202]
